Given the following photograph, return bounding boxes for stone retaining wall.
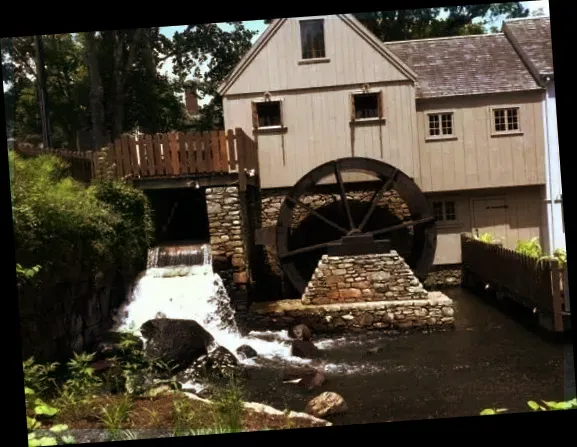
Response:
[246,292,455,333]
[206,187,250,302]
[424,265,463,290]
[302,252,428,305]
[19,270,127,363]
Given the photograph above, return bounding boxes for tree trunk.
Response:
[83,32,106,151]
[111,29,142,140]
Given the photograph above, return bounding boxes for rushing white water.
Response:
[115,244,311,366]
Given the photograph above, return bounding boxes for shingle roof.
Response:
[385,33,542,99]
[503,17,553,77]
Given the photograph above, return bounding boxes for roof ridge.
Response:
[504,16,550,23]
[384,32,504,45]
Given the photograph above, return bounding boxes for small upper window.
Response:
[428,112,454,137]
[300,19,325,59]
[351,91,383,122]
[254,101,282,128]
[432,200,457,222]
[493,107,520,133]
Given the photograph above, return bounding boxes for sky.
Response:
[3,2,550,99]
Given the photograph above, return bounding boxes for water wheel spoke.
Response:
[333,161,355,230]
[285,196,348,235]
[369,216,435,237]
[358,169,399,231]
[279,240,336,260]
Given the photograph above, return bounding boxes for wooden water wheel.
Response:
[275,157,437,295]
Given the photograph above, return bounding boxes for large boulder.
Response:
[140,318,215,373]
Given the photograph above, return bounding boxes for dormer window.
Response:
[300,19,325,59]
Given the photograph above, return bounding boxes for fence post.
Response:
[550,258,564,332]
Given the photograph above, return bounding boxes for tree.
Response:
[170,22,257,131]
[355,4,529,41]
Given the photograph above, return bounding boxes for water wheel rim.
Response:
[275,157,437,296]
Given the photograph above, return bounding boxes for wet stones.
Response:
[282,367,326,391]
[291,340,322,359]
[180,346,246,383]
[236,344,258,359]
[288,323,312,341]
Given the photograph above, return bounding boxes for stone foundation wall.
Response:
[19,270,127,363]
[302,252,428,305]
[206,187,250,302]
[424,265,463,290]
[246,292,455,333]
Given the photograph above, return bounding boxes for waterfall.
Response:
[115,243,305,365]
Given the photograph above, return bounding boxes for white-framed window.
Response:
[492,106,521,134]
[300,19,326,60]
[350,89,384,124]
[427,111,455,138]
[432,200,457,222]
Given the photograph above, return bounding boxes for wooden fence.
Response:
[461,233,568,332]
[15,128,258,188]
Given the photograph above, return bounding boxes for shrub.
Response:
[11,150,153,284]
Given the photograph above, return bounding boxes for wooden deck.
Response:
[15,128,258,190]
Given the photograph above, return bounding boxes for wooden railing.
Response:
[461,233,567,332]
[15,128,258,188]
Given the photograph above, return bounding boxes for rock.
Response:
[140,319,215,373]
[288,324,312,341]
[236,344,258,359]
[291,340,321,359]
[366,346,382,355]
[305,392,347,418]
[180,346,245,382]
[282,367,326,391]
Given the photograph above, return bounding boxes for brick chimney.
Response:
[184,86,199,115]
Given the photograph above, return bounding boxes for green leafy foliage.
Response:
[11,150,153,290]
[481,398,577,415]
[59,352,103,403]
[353,3,529,42]
[22,357,59,397]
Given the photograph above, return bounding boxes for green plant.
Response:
[480,397,577,415]
[22,357,59,397]
[25,388,76,446]
[553,248,567,266]
[60,352,102,403]
[172,397,199,437]
[515,237,543,258]
[99,396,134,440]
[211,378,245,432]
[16,264,42,286]
[474,232,498,244]
[28,424,76,446]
